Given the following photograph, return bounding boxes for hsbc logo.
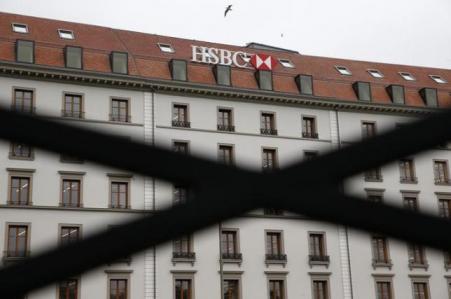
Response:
[191,45,278,71]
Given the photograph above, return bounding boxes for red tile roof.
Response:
[1,11,450,108]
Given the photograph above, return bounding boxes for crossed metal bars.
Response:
[0,108,451,297]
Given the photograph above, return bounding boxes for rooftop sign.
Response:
[191,45,277,71]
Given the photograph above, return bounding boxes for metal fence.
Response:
[1,107,451,298]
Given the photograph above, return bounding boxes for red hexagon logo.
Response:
[250,54,278,70]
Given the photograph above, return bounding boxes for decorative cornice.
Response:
[0,61,439,116]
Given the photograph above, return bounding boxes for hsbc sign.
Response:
[191,45,278,71]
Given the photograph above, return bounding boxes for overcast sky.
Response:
[1,0,451,69]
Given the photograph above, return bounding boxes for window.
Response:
[367,194,383,203]
[60,226,80,246]
[269,280,285,299]
[304,151,318,161]
[262,148,277,172]
[170,59,187,81]
[9,176,30,205]
[439,198,451,218]
[266,232,286,263]
[368,69,384,78]
[408,244,427,268]
[110,181,129,209]
[419,88,438,107]
[256,70,273,90]
[399,72,415,81]
[386,85,405,105]
[375,281,393,299]
[109,279,128,299]
[223,280,240,299]
[111,98,130,122]
[302,116,318,139]
[218,145,234,165]
[6,225,29,258]
[217,108,234,131]
[399,159,417,183]
[12,23,28,33]
[214,65,231,86]
[158,43,175,53]
[61,179,81,207]
[65,46,82,69]
[312,279,329,299]
[261,113,277,135]
[364,168,382,182]
[404,196,418,211]
[434,160,450,184]
[173,141,189,154]
[110,52,128,74]
[278,58,294,68]
[175,279,192,299]
[16,40,34,63]
[173,186,189,205]
[296,74,313,95]
[335,66,352,76]
[172,104,190,127]
[412,281,429,299]
[371,236,390,266]
[13,88,34,113]
[430,75,447,84]
[361,121,376,139]
[221,230,240,260]
[58,29,74,39]
[10,143,33,160]
[173,235,195,260]
[58,279,78,299]
[353,81,372,102]
[63,94,83,118]
[309,233,329,265]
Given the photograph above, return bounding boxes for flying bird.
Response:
[224,5,232,17]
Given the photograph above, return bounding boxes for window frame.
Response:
[256,70,273,91]
[58,224,82,247]
[110,51,129,74]
[9,142,34,161]
[12,86,35,114]
[295,74,314,95]
[370,235,392,269]
[260,111,277,135]
[410,275,431,299]
[310,273,331,299]
[172,140,190,155]
[59,171,85,208]
[266,272,288,299]
[106,270,131,299]
[221,228,241,263]
[399,71,416,81]
[62,92,84,119]
[172,103,190,128]
[172,271,195,299]
[372,274,394,299]
[433,159,450,185]
[223,271,243,299]
[158,43,175,53]
[365,188,385,204]
[308,232,330,267]
[367,69,384,79]
[265,230,286,265]
[64,46,83,69]
[110,97,131,123]
[218,143,235,166]
[7,168,34,206]
[302,115,318,139]
[262,147,279,172]
[429,74,447,84]
[57,277,81,299]
[399,158,417,184]
[278,58,295,68]
[335,65,352,76]
[217,107,234,131]
[4,222,31,260]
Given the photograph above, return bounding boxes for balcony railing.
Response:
[435,177,451,185]
[309,255,330,262]
[364,172,383,182]
[265,253,287,262]
[217,124,235,132]
[109,114,131,123]
[222,252,242,261]
[302,132,319,139]
[10,105,36,114]
[260,128,278,135]
[61,110,85,119]
[372,258,393,269]
[172,252,196,259]
[400,176,418,183]
[172,120,191,128]
[408,259,429,270]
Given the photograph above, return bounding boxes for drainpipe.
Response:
[219,222,224,299]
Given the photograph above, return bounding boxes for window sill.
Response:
[435,182,451,186]
[59,204,84,209]
[364,178,383,182]
[309,260,330,268]
[172,257,196,266]
[372,261,393,270]
[7,202,33,207]
[8,154,34,161]
[400,179,418,184]
[408,262,429,270]
[265,259,287,267]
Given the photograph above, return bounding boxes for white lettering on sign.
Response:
[191,45,252,68]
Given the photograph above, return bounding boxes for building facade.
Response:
[0,11,451,299]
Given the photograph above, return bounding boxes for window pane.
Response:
[112,52,128,74]
[17,40,34,63]
[66,46,82,69]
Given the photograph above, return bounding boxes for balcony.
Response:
[61,110,85,119]
[435,177,451,185]
[222,252,242,265]
[172,120,191,128]
[217,124,235,132]
[265,253,287,266]
[302,132,319,139]
[109,114,131,123]
[309,255,330,268]
[400,176,418,184]
[172,251,196,266]
[10,105,36,114]
[260,128,278,136]
[372,258,393,270]
[364,171,383,182]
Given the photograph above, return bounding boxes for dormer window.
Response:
[399,72,415,81]
[12,23,28,34]
[368,69,384,78]
[158,43,175,53]
[335,66,352,76]
[279,58,294,68]
[58,29,75,40]
[430,75,447,84]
